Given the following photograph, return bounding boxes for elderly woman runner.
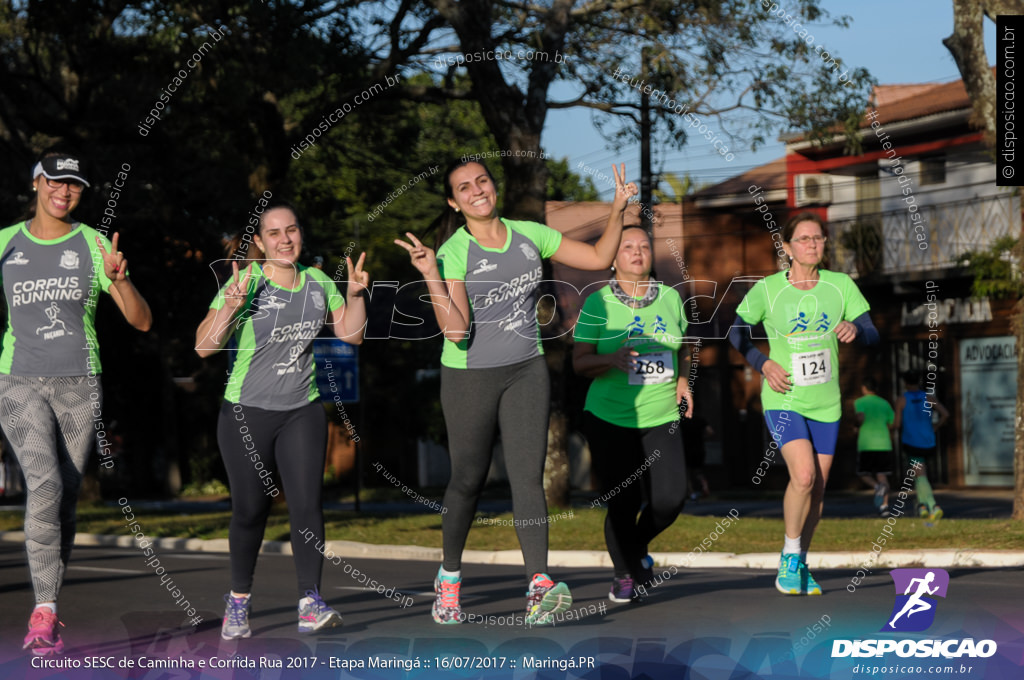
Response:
[730,212,879,595]
[573,225,692,603]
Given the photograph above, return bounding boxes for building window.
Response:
[920,157,946,186]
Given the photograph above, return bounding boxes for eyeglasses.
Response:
[44,178,84,194]
[790,235,827,246]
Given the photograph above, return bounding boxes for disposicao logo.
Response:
[883,568,949,632]
[831,568,997,659]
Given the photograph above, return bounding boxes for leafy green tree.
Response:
[547,158,600,202]
[654,172,704,203]
[365,0,872,221]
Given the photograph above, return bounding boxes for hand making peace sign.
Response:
[96,233,130,282]
[346,252,369,295]
[223,260,252,311]
[394,232,438,278]
[611,163,639,211]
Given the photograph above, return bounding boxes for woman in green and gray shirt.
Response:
[396,159,637,626]
[3,148,151,656]
[196,204,368,639]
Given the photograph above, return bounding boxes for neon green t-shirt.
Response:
[211,263,344,410]
[0,222,113,376]
[574,283,687,428]
[736,269,870,422]
[435,218,562,369]
[855,393,894,452]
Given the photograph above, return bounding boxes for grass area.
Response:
[1,504,1022,552]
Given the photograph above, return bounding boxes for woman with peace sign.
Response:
[572,225,693,604]
[396,159,637,626]
[196,203,368,640]
[1,147,151,656]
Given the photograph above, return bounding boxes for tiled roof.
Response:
[861,70,993,127]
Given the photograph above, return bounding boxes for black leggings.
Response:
[440,357,550,579]
[217,400,327,596]
[583,411,688,577]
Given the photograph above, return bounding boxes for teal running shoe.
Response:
[775,553,804,595]
[801,560,822,595]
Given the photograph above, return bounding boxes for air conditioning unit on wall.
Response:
[794,174,833,207]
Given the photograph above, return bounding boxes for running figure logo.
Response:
[882,568,950,632]
[789,311,809,333]
[36,302,72,340]
[273,342,304,374]
[260,294,287,310]
[626,316,645,338]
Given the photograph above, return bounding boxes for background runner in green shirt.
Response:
[196,204,368,639]
[729,212,879,597]
[853,378,896,517]
[573,226,693,603]
[396,159,637,626]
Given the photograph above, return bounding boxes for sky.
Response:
[541,0,998,199]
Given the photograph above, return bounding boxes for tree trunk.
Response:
[500,137,549,222]
[943,0,997,145]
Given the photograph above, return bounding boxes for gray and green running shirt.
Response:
[435,218,562,369]
[212,263,344,410]
[0,222,113,376]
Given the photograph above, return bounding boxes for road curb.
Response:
[3,531,1022,569]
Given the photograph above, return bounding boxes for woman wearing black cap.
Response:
[2,147,151,656]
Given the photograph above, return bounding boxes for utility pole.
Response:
[640,46,653,230]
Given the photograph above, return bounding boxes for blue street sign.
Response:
[313,338,359,403]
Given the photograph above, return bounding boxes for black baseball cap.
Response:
[33,155,90,187]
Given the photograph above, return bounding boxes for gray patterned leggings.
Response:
[0,375,97,604]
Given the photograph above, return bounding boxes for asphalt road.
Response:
[1,540,1022,679]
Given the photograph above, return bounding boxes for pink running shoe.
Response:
[23,607,64,656]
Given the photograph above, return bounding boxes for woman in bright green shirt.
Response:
[730,212,879,596]
[573,226,693,603]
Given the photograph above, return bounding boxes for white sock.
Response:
[229,591,250,601]
[35,603,57,614]
[783,535,801,555]
[439,567,460,580]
